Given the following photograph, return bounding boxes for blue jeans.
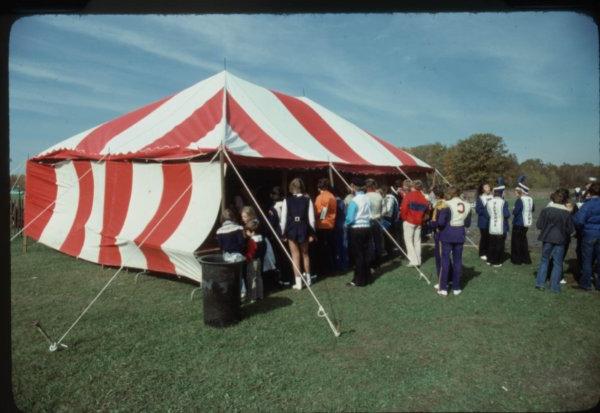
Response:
[536,242,565,292]
[579,237,600,290]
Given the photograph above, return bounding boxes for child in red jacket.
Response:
[244,219,265,302]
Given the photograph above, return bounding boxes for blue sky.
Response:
[8,12,599,172]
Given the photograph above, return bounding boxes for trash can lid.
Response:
[197,253,244,266]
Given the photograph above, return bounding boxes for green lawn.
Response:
[11,237,600,412]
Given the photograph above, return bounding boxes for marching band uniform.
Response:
[511,176,534,265]
[475,191,493,260]
[436,196,472,294]
[486,180,510,266]
[280,194,316,244]
[430,198,449,281]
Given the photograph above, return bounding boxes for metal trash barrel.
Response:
[197,254,244,328]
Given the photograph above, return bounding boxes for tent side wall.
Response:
[24,160,222,283]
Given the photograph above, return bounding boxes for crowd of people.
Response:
[214,173,600,302]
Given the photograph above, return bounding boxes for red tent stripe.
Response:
[140,89,224,154]
[368,133,417,166]
[99,162,133,266]
[134,163,193,274]
[59,161,95,257]
[75,95,172,154]
[272,91,369,165]
[226,93,303,160]
[23,161,57,240]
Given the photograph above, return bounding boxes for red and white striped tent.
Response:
[25,71,432,283]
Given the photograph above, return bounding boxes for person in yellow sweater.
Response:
[314,178,338,277]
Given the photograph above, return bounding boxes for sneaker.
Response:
[453,289,462,296]
[437,289,448,296]
[493,264,502,268]
[480,255,487,261]
[346,281,356,287]
[560,278,567,285]
[486,262,491,266]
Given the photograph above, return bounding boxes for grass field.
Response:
[10,233,600,412]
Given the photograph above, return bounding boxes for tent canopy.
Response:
[25,71,432,283]
[35,71,432,174]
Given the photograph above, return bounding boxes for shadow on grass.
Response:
[461,265,481,288]
[242,296,293,319]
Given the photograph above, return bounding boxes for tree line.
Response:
[405,133,600,191]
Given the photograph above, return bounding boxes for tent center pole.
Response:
[220,146,226,213]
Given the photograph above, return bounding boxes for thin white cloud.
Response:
[39,16,222,72]
[11,87,134,113]
[9,58,135,97]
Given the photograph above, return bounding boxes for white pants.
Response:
[403,221,422,266]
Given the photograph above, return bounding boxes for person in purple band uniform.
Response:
[429,186,448,288]
[435,187,472,296]
[486,178,510,267]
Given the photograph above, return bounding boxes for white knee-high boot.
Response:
[293,275,303,290]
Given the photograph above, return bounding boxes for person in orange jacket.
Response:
[314,178,337,277]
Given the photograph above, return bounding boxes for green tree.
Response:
[518,159,560,189]
[443,133,517,190]
[555,163,600,188]
[405,143,449,175]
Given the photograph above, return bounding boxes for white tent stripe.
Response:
[38,162,80,250]
[38,124,101,156]
[299,97,401,166]
[99,72,224,155]
[115,162,165,271]
[78,161,106,263]
[161,162,222,282]
[228,74,344,162]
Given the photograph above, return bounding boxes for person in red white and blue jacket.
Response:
[485,177,510,267]
[511,176,535,265]
[400,180,430,267]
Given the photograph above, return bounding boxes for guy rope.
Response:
[329,162,431,285]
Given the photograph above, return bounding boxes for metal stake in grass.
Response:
[33,320,68,352]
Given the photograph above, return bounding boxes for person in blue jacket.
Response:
[573,182,600,291]
[475,182,493,261]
